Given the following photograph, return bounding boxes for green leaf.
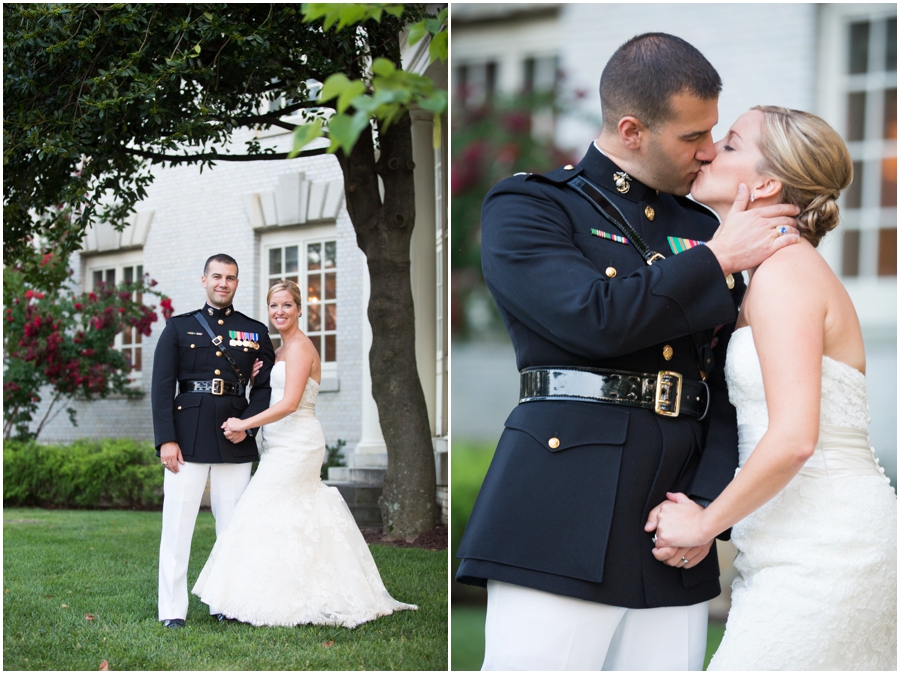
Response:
[320,73,367,114]
[288,119,324,158]
[371,57,396,77]
[428,30,447,64]
[326,111,370,155]
[408,23,427,47]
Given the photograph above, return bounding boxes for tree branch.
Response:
[121,146,329,163]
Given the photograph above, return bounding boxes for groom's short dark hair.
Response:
[204,253,239,276]
[600,33,722,132]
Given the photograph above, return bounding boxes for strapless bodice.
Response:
[270,360,319,413]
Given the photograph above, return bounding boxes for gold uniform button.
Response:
[244,348,249,352]
[644,206,655,221]
[177,406,182,410]
[605,267,617,278]
[216,351,222,357]
[663,345,674,361]
[190,344,195,349]
[564,164,575,170]
[218,319,224,325]
[725,273,735,290]
[548,437,560,449]
[215,369,221,376]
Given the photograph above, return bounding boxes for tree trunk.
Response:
[337,113,437,539]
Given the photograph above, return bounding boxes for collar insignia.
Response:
[613,171,632,194]
[207,307,214,316]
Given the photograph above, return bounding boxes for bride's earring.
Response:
[750,193,755,202]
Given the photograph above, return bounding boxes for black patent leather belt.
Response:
[179,379,245,397]
[519,366,710,419]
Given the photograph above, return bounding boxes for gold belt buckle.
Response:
[646,252,666,266]
[211,378,224,396]
[654,371,682,417]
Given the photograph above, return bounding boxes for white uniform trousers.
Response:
[482,580,708,671]
[157,461,252,620]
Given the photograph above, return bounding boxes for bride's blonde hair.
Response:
[267,279,303,311]
[753,106,853,248]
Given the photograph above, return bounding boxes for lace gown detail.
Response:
[192,362,417,627]
[709,327,896,670]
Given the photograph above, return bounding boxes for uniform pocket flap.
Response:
[504,401,629,452]
[178,334,209,349]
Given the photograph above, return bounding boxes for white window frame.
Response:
[816,3,897,331]
[84,249,146,386]
[260,225,339,380]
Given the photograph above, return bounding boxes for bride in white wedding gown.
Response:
[192,280,416,627]
[649,107,896,670]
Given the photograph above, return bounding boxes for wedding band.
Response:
[777,226,787,236]
[652,534,658,543]
[162,461,167,466]
[681,556,689,565]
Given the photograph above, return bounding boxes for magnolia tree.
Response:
[3,3,447,537]
[3,247,173,440]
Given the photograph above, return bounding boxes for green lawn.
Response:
[451,605,725,671]
[4,508,447,671]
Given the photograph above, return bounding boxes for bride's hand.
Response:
[650,492,712,549]
[221,417,247,434]
[250,358,263,385]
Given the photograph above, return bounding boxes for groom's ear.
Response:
[618,116,646,150]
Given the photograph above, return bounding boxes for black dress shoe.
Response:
[162,619,185,629]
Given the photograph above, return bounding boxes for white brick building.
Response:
[452,2,897,482]
[32,35,449,524]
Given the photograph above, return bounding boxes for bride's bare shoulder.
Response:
[754,240,829,283]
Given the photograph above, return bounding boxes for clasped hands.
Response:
[222,418,248,444]
[645,492,714,569]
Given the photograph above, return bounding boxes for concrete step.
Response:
[326,481,383,527]
[326,466,385,484]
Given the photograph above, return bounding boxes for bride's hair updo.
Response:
[752,106,853,247]
[267,279,303,310]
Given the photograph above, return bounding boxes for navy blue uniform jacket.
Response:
[151,303,276,463]
[456,145,744,608]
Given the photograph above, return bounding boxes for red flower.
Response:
[41,253,53,266]
[73,303,84,311]
[24,289,34,300]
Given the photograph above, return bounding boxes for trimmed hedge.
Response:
[3,438,164,509]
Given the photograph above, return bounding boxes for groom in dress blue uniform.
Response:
[455,33,801,670]
[152,253,276,628]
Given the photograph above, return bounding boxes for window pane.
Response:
[269,277,281,288]
[285,245,299,274]
[308,243,322,271]
[106,269,115,285]
[137,265,143,278]
[881,157,897,207]
[134,349,142,372]
[845,161,864,209]
[124,266,134,284]
[325,303,337,331]
[849,21,870,74]
[135,330,142,344]
[286,275,298,285]
[123,328,132,346]
[308,305,321,332]
[325,272,337,300]
[842,229,861,277]
[93,270,103,288]
[269,248,282,275]
[887,17,897,71]
[847,91,866,141]
[878,228,897,276]
[324,241,336,268]
[309,334,322,357]
[885,88,897,139]
[307,275,321,302]
[325,334,336,362]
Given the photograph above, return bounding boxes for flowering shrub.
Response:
[3,249,173,440]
